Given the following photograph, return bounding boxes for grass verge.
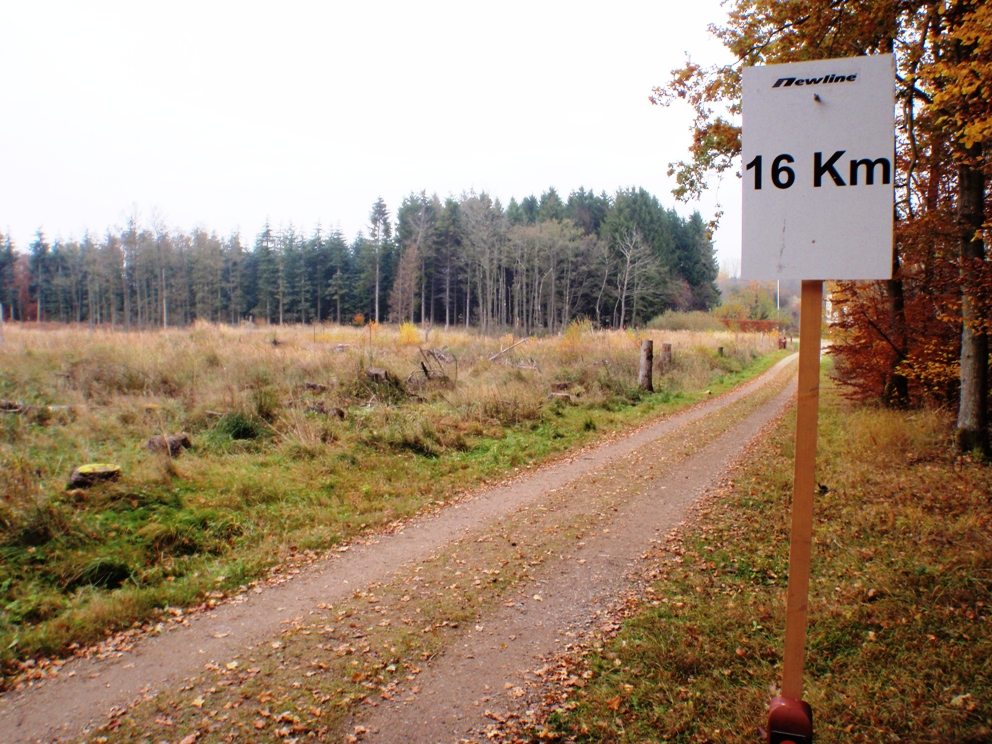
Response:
[544,376,992,743]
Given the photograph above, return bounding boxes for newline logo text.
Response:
[773,74,858,88]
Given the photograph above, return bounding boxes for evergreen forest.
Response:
[0,187,719,333]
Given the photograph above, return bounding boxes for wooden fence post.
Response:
[639,339,654,392]
[661,342,673,367]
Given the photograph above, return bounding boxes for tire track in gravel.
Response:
[359,364,799,743]
[0,355,797,744]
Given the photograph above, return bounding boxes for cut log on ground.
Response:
[68,463,122,489]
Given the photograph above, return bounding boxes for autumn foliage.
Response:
[831,211,969,405]
[654,0,992,444]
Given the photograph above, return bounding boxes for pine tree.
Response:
[29,230,50,322]
[251,222,278,323]
[367,198,392,323]
[0,232,17,321]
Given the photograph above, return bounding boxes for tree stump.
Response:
[68,463,121,489]
[366,367,392,383]
[146,434,191,457]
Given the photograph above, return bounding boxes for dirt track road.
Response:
[0,355,798,743]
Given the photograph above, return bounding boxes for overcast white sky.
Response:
[0,1,741,270]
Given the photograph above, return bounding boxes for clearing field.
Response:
[0,321,780,681]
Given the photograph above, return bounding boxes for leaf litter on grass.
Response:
[538,380,992,744]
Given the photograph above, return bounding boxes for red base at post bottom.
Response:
[767,696,813,744]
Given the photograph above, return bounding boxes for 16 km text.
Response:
[745,151,892,190]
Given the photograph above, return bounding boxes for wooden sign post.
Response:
[783,280,824,698]
[766,280,822,743]
[741,54,895,743]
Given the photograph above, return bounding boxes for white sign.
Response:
[741,55,894,280]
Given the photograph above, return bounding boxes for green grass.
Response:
[0,324,785,684]
[544,377,992,743]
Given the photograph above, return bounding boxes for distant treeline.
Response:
[0,187,719,332]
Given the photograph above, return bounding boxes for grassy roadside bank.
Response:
[545,377,992,743]
[0,323,784,681]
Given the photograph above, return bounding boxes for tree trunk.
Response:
[956,152,989,456]
[420,259,426,326]
[375,252,380,324]
[639,339,654,392]
[883,201,909,406]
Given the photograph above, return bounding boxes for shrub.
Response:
[648,310,725,332]
[399,322,421,345]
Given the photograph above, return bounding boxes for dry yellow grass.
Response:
[0,321,779,676]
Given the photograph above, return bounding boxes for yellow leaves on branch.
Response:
[926,2,992,150]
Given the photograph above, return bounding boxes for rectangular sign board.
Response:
[741,55,895,280]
